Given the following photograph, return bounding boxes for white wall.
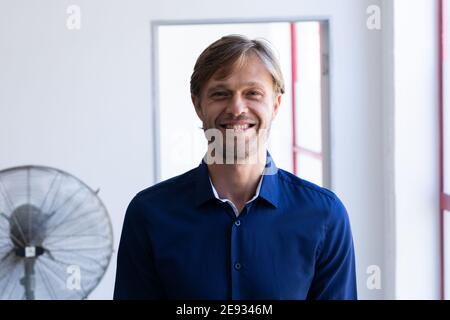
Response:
[381,0,397,300]
[392,0,440,299]
[444,0,450,299]
[0,0,385,299]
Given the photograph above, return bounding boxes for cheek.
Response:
[203,111,221,126]
[251,104,272,122]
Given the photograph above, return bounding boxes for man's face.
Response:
[192,53,282,163]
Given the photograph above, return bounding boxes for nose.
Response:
[227,94,248,117]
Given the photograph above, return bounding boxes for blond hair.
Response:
[190,34,285,98]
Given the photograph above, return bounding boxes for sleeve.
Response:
[306,196,358,300]
[113,196,166,299]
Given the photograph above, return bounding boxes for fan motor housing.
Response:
[10,204,47,250]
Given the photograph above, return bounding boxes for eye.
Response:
[211,91,229,98]
[247,90,263,97]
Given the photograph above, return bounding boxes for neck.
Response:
[207,151,266,212]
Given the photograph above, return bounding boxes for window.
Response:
[154,21,330,187]
[291,22,329,187]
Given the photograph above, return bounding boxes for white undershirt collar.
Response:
[208,174,264,217]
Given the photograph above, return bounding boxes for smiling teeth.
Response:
[225,124,249,130]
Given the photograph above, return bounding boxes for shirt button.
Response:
[234,220,241,226]
[234,262,241,270]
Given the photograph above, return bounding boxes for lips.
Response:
[218,121,256,132]
[221,123,254,129]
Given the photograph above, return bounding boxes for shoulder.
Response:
[277,168,337,202]
[138,167,197,198]
[276,168,349,223]
[127,166,199,213]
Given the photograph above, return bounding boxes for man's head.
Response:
[190,34,285,164]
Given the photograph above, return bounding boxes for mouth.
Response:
[219,123,256,132]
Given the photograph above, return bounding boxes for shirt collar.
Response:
[258,152,280,208]
[194,150,279,208]
[208,173,263,205]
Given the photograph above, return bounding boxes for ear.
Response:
[272,93,282,120]
[191,95,204,121]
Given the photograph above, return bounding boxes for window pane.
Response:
[296,153,323,186]
[157,22,328,185]
[157,23,293,181]
[292,21,325,187]
[295,22,322,154]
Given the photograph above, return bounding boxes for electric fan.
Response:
[0,165,113,299]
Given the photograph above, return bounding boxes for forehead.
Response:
[205,54,274,89]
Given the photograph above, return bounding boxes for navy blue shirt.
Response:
[114,154,357,300]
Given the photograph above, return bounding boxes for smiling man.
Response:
[114,35,357,300]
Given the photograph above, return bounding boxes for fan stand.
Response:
[21,257,36,300]
[15,246,45,300]
[10,204,45,300]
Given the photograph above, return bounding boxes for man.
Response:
[114,35,357,300]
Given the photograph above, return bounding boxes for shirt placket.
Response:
[230,204,250,300]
